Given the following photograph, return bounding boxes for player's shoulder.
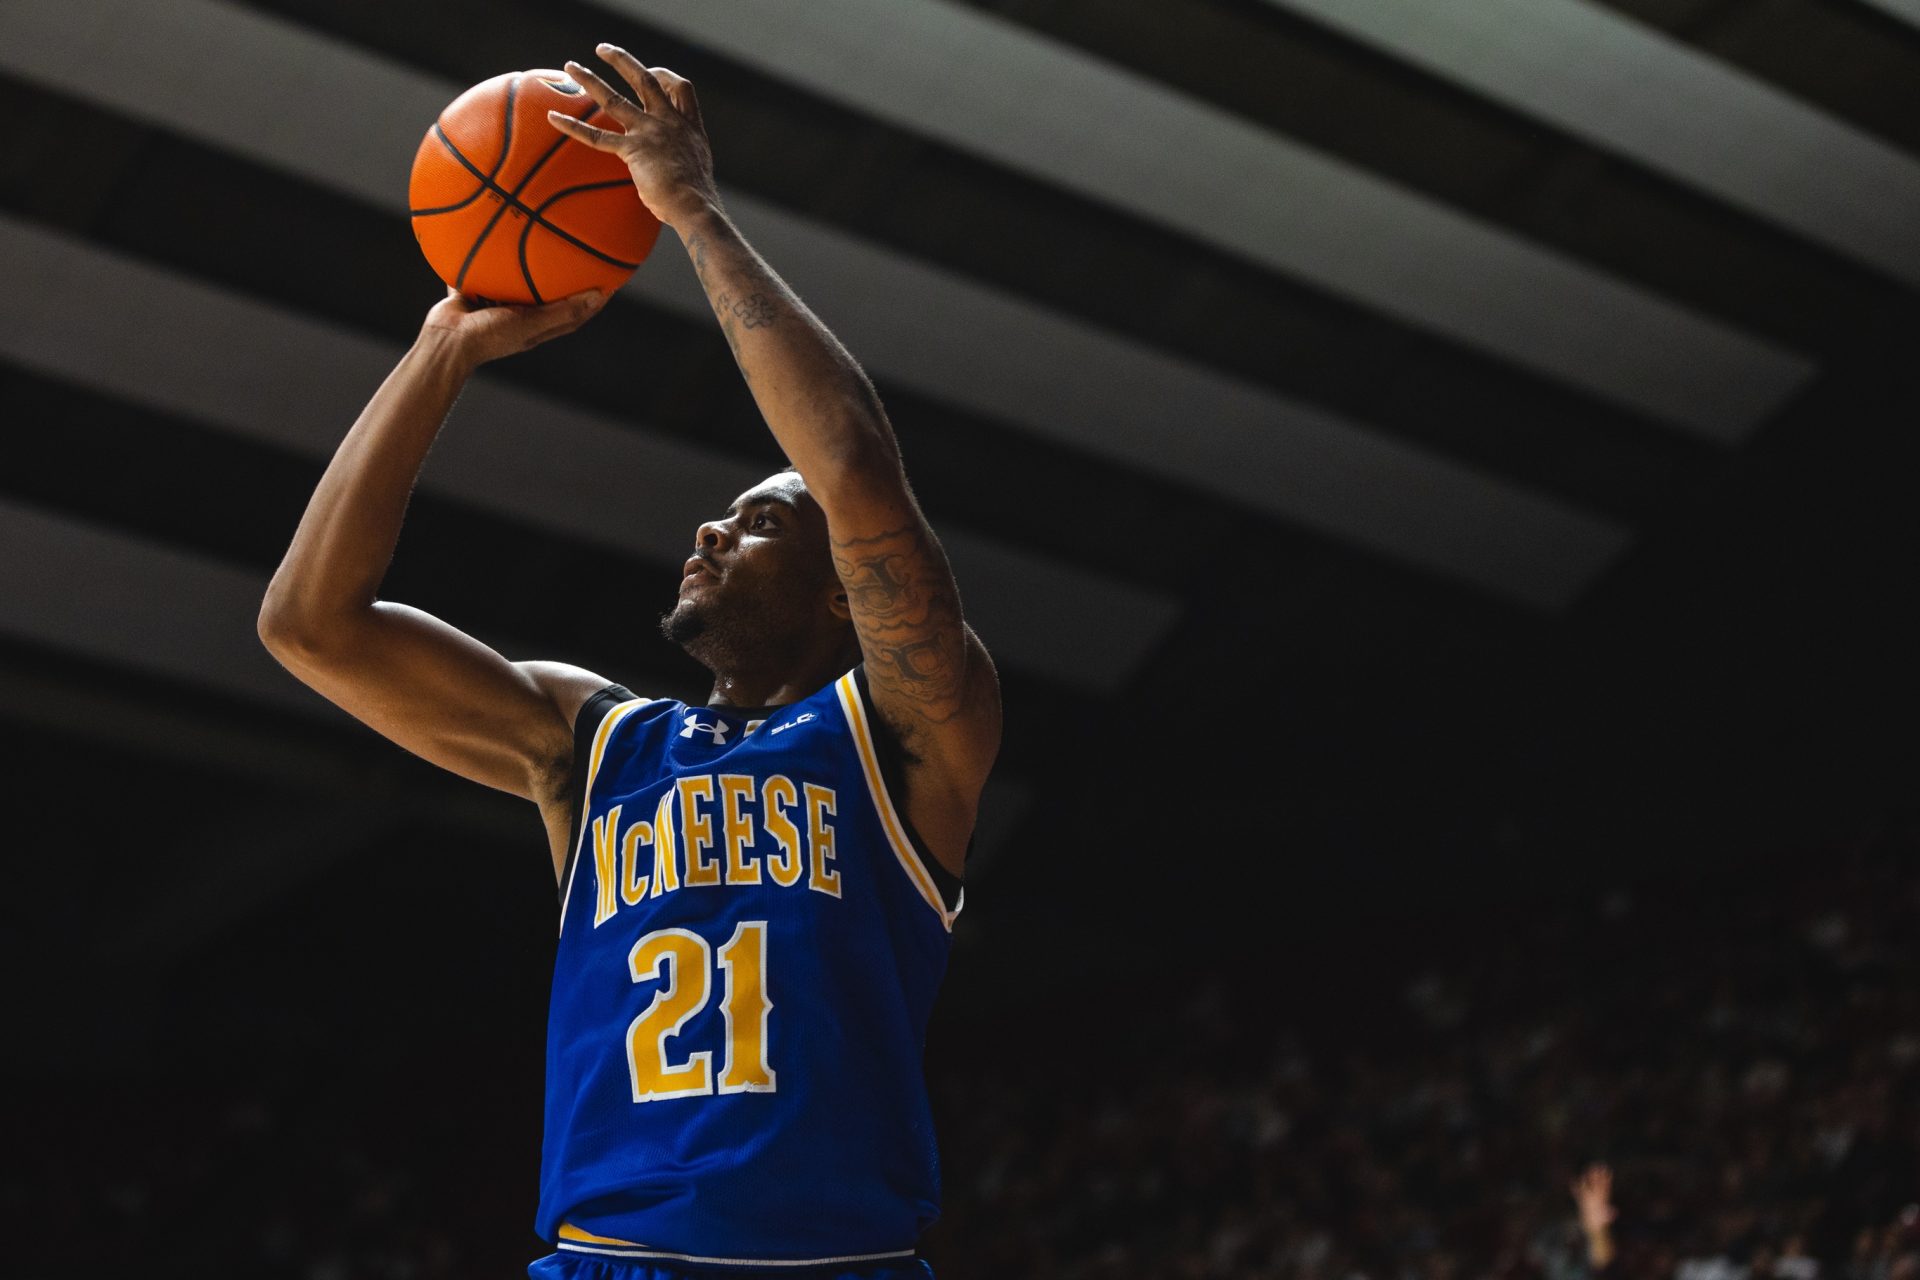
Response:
[515,660,630,733]
[516,660,651,804]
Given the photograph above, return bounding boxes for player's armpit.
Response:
[518,659,632,755]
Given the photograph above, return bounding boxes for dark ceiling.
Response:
[2,0,1919,1063]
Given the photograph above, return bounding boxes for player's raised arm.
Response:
[258,289,615,838]
[551,47,1003,871]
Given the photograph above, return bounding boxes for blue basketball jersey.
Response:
[536,667,963,1269]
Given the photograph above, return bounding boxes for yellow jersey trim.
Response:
[557,696,650,936]
[555,1236,916,1267]
[557,1222,641,1246]
[834,673,958,931]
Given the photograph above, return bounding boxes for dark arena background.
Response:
[4,2,1920,1277]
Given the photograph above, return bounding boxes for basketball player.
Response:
[258,46,1000,1277]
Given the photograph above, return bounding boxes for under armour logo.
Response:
[680,714,730,745]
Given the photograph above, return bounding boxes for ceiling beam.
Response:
[0,0,1630,609]
[1855,0,1920,33]
[0,499,321,714]
[0,633,528,826]
[600,0,1814,439]
[1265,0,1920,289]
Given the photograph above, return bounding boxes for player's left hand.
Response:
[549,46,719,230]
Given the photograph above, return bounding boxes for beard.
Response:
[660,579,801,674]
[661,598,710,647]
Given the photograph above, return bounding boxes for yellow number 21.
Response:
[625,921,776,1103]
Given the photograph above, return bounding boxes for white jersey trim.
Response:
[557,696,651,937]
[834,673,960,931]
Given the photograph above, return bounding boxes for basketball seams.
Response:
[505,100,623,302]
[411,75,518,221]
[518,180,648,303]
[412,73,653,303]
[431,125,495,187]
[411,130,490,218]
[487,76,519,184]
[496,118,597,301]
[445,83,608,294]
[452,77,537,293]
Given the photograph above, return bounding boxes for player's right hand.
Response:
[548,47,719,230]
[419,286,609,366]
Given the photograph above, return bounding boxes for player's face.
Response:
[660,472,844,667]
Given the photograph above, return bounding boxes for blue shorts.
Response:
[529,1250,935,1280]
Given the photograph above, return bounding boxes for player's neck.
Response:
[703,649,847,711]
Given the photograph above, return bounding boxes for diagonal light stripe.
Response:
[0,215,1173,692]
[0,656,517,837]
[0,0,1631,609]
[1268,0,1920,290]
[1856,0,1920,32]
[704,208,1630,611]
[598,0,1814,440]
[0,500,324,714]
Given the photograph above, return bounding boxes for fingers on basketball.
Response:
[595,44,673,114]
[488,290,595,349]
[562,60,641,130]
[410,70,661,305]
[547,111,622,150]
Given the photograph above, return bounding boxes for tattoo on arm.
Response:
[832,523,967,725]
[690,228,780,335]
[705,278,779,388]
[733,293,776,329]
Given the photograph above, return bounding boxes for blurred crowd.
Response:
[11,826,1917,1279]
[926,828,1920,1279]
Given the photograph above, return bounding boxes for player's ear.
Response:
[826,585,851,623]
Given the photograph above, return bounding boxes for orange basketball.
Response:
[409,69,661,305]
